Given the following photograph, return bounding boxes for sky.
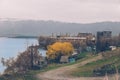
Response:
[0,0,120,23]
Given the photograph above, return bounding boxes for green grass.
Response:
[0,53,96,80]
[23,53,96,80]
[29,54,120,78]
[75,52,88,60]
[0,64,66,80]
[32,53,95,73]
[71,55,120,77]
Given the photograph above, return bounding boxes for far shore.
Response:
[0,36,38,39]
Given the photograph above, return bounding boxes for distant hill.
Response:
[0,20,120,37]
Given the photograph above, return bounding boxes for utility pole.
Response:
[30,45,34,69]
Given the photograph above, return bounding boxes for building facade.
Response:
[96,31,112,52]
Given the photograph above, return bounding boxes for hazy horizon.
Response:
[0,18,120,24]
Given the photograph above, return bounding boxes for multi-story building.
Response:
[96,31,112,52]
[39,33,95,51]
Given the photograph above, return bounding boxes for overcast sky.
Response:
[0,0,120,23]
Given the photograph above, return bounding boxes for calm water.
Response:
[0,37,46,73]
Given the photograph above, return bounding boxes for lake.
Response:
[0,37,46,73]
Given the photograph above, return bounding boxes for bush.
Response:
[93,64,116,76]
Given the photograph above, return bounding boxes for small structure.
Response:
[109,46,117,51]
[69,58,75,63]
[60,56,76,63]
[60,56,69,63]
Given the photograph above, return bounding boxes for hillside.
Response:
[36,54,103,80]
[36,49,120,80]
[1,49,120,80]
[0,20,120,37]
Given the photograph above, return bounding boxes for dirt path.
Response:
[36,54,107,80]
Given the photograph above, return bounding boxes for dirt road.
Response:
[36,54,108,80]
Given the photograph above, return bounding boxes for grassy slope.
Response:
[70,49,120,77]
[23,49,120,79]
[0,52,94,80]
[1,50,118,79]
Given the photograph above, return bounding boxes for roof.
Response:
[60,56,69,63]
[60,37,86,40]
[51,36,87,40]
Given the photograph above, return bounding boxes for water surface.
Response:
[0,37,46,73]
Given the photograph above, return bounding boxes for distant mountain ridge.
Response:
[0,20,120,37]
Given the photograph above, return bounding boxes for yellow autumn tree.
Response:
[46,42,74,60]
